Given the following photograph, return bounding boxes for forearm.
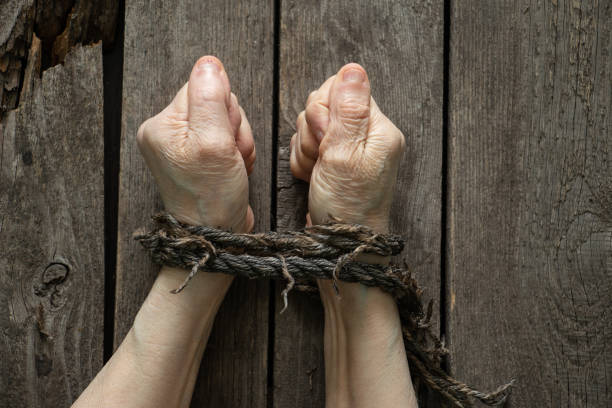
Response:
[73,267,232,408]
[319,267,418,407]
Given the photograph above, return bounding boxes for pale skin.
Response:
[73,56,417,408]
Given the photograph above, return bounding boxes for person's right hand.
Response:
[290,63,405,233]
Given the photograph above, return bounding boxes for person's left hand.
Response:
[137,56,256,233]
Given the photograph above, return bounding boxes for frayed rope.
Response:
[134,213,515,407]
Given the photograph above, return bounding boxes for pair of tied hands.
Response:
[137,56,405,296]
[138,56,404,235]
[71,56,414,408]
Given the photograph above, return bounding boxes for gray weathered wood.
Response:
[115,1,274,406]
[0,0,34,117]
[447,1,612,406]
[275,1,444,405]
[0,39,104,407]
[0,0,118,118]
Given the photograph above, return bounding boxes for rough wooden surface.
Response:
[447,1,612,406]
[0,0,118,119]
[0,40,104,407]
[275,0,444,405]
[42,0,119,64]
[115,0,274,406]
[0,0,34,117]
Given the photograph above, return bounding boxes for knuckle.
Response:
[391,129,406,153]
[300,134,318,158]
[305,102,326,124]
[246,149,256,168]
[306,90,318,105]
[136,117,161,149]
[296,111,305,130]
[337,99,369,124]
[136,120,150,146]
[290,154,302,177]
[290,133,297,149]
[242,140,256,158]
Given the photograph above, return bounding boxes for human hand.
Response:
[290,64,415,408]
[74,57,259,408]
[137,56,256,233]
[290,63,405,233]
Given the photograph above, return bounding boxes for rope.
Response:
[134,213,515,407]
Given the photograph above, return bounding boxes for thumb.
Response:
[326,63,371,147]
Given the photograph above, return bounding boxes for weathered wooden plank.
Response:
[0,39,104,407]
[0,0,34,117]
[115,1,274,406]
[448,1,612,406]
[0,0,118,118]
[275,1,444,405]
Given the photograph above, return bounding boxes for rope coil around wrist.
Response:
[135,213,515,407]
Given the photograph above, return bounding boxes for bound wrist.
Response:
[168,203,253,233]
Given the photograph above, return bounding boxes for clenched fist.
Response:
[290,64,416,408]
[137,56,256,233]
[290,63,405,233]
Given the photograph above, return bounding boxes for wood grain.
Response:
[0,0,119,118]
[275,0,444,405]
[115,1,274,406]
[0,40,104,407]
[0,0,34,117]
[447,1,612,406]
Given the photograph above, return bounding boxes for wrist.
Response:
[169,204,253,233]
[317,248,398,333]
[132,267,232,339]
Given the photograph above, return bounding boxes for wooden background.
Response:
[1,0,610,407]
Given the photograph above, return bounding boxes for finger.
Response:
[170,82,189,114]
[290,133,311,182]
[228,92,242,135]
[236,105,256,173]
[244,206,255,233]
[327,63,371,146]
[295,129,316,174]
[296,111,319,160]
[187,56,234,141]
[305,74,335,142]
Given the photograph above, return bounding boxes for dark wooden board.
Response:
[115,1,274,406]
[0,40,104,407]
[447,1,612,406]
[275,0,444,405]
[0,0,34,117]
[0,0,118,118]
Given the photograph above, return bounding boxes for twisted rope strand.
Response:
[134,213,514,407]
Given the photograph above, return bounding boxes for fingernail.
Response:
[342,68,365,83]
[197,59,221,74]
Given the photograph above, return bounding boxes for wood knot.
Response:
[34,261,70,308]
[42,262,69,285]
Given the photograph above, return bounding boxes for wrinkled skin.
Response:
[290,64,405,232]
[74,58,416,408]
[291,64,416,408]
[137,56,256,232]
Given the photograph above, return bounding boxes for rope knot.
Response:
[133,213,515,407]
